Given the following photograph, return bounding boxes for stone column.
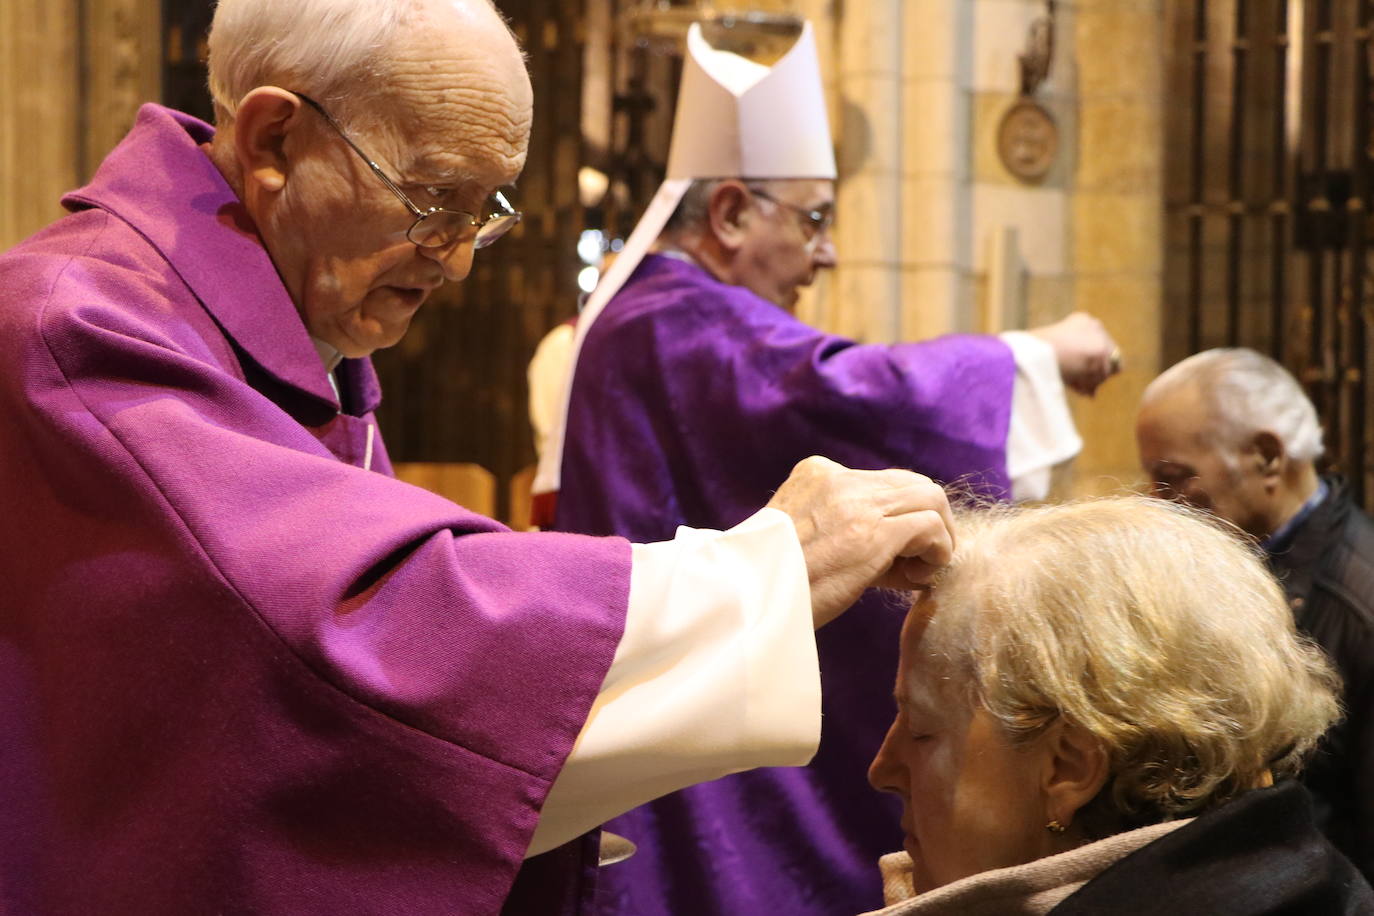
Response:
[830,0,907,342]
[898,0,975,342]
[1069,0,1165,494]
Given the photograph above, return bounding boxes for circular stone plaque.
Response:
[997,98,1059,183]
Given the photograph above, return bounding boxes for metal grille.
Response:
[1165,0,1374,506]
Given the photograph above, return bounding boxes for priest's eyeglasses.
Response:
[292,92,521,250]
[746,186,834,248]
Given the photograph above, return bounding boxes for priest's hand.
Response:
[766,456,955,628]
[1028,311,1121,395]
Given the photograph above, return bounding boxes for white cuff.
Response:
[1000,331,1083,502]
[525,507,820,856]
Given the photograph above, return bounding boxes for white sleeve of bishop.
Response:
[1000,331,1084,502]
[524,506,820,857]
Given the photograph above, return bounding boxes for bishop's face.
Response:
[734,179,837,310]
[257,2,533,357]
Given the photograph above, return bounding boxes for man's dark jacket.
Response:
[1268,475,1374,880]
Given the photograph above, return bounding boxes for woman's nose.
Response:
[868,720,904,795]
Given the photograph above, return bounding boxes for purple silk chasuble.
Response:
[555,254,1015,916]
[0,104,631,915]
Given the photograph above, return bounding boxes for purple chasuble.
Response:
[0,104,632,915]
[554,254,1014,915]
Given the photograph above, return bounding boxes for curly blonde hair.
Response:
[917,496,1340,823]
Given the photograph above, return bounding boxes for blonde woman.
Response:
[866,497,1371,915]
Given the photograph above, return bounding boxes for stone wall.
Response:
[1,0,161,251]
[797,0,1165,496]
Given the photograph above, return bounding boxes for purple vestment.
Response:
[0,105,632,914]
[555,254,1015,915]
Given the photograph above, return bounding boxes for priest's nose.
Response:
[421,237,476,282]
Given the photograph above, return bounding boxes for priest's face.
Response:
[737,179,837,310]
[262,1,532,357]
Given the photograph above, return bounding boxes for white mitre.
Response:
[534,21,835,497]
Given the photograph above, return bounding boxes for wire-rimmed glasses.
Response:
[292,92,521,250]
[746,185,834,249]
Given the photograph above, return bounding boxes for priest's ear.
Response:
[231,87,307,196]
[706,181,757,251]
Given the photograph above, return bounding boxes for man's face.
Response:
[734,178,837,310]
[263,3,532,357]
[868,596,1053,893]
[1136,384,1270,537]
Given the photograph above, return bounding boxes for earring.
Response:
[1045,820,1067,834]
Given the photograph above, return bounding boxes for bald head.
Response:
[207,0,530,147]
[1136,349,1322,538]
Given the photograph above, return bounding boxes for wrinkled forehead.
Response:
[898,586,981,707]
[378,2,533,188]
[1138,383,1223,454]
[757,177,835,209]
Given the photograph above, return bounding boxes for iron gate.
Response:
[1166,0,1374,505]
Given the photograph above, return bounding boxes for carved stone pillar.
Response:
[831,0,908,342]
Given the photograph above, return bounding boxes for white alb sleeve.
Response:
[525,506,820,857]
[1000,331,1084,502]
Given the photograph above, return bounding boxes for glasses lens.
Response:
[473,212,521,250]
[408,210,477,249]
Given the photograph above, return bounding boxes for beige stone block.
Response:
[900,174,971,269]
[838,0,903,79]
[899,267,973,340]
[1076,4,1165,99]
[795,270,835,334]
[834,263,904,342]
[972,183,1068,275]
[836,170,903,266]
[1035,268,1166,499]
[1072,193,1163,274]
[1070,380,1153,486]
[972,0,1041,93]
[838,74,903,178]
[1075,0,1160,10]
[1024,274,1076,327]
[902,77,971,181]
[1071,274,1164,376]
[902,0,973,84]
[1077,97,1164,194]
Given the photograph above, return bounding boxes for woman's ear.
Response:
[1041,719,1110,829]
[232,87,305,194]
[706,181,754,252]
